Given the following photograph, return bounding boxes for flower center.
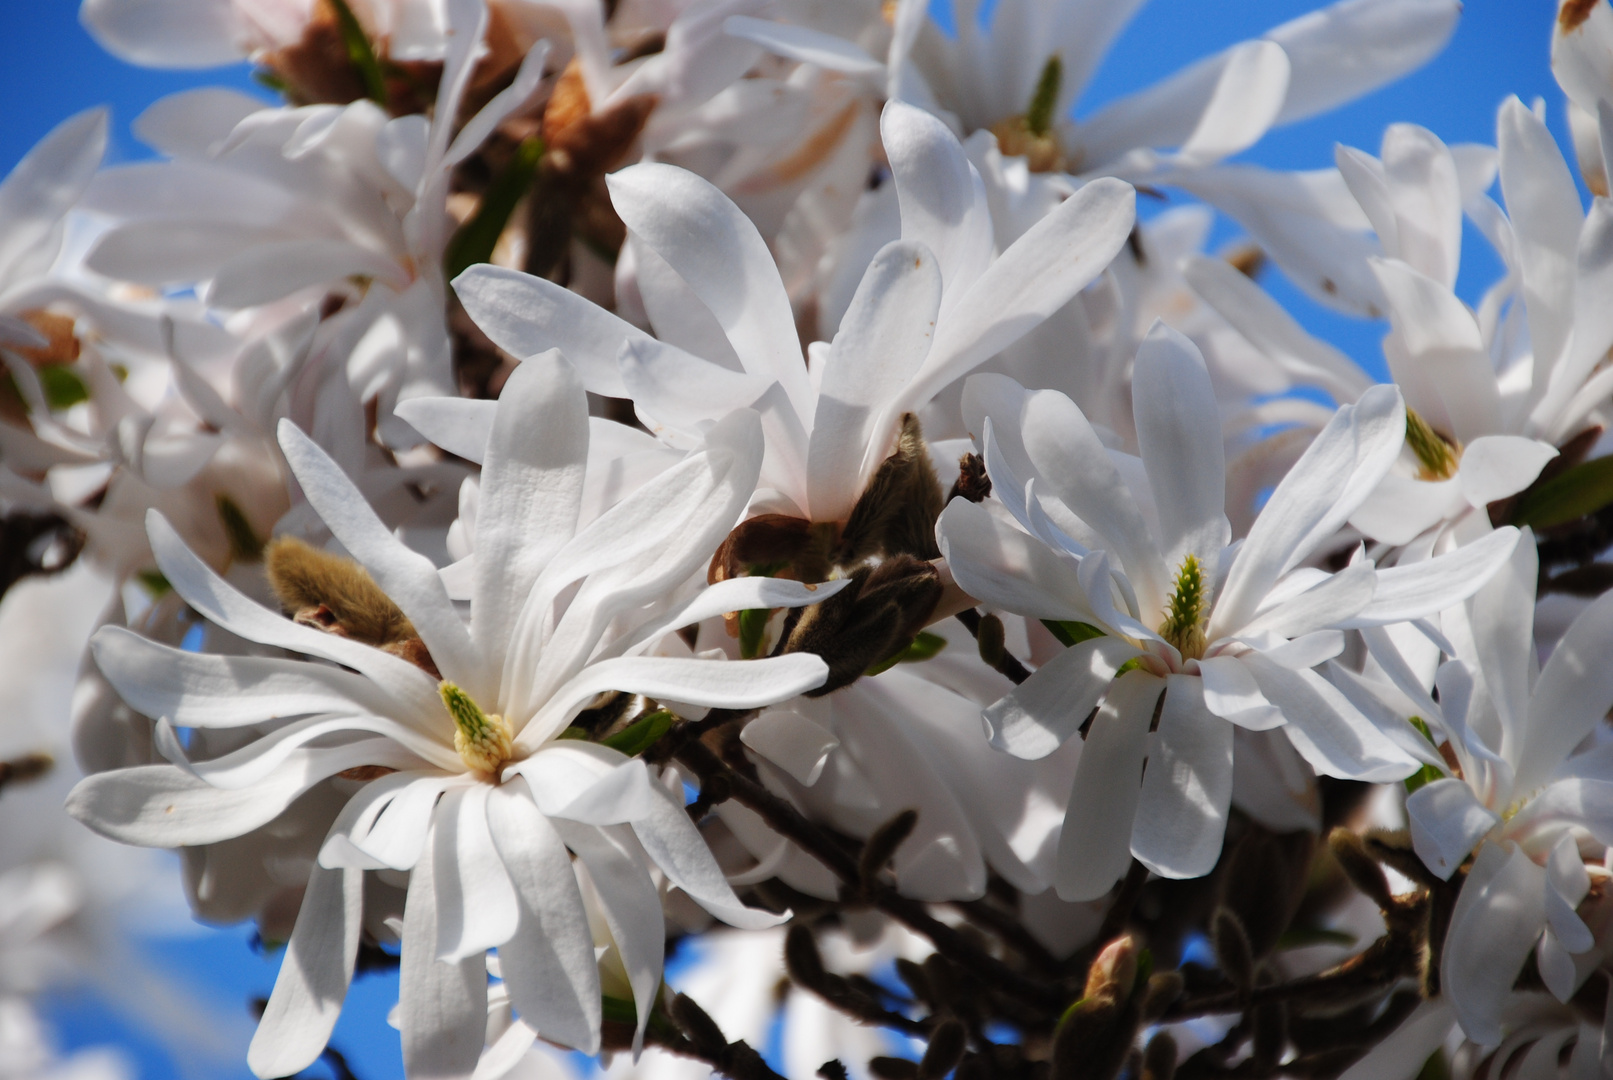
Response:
[1405,407,1461,481]
[1159,554,1208,661]
[440,681,514,776]
[989,55,1068,173]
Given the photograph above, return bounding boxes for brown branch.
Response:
[954,609,1031,685]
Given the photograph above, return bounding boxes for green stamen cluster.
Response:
[1160,554,1208,659]
[1406,408,1460,480]
[441,681,514,776]
[1025,55,1063,137]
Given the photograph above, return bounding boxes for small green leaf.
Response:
[38,365,88,410]
[1511,455,1613,529]
[738,607,771,659]
[1115,656,1146,677]
[253,69,292,96]
[216,494,265,562]
[864,630,948,677]
[135,569,172,598]
[1275,926,1357,951]
[1403,715,1445,794]
[601,710,676,757]
[556,727,589,741]
[1043,619,1104,647]
[444,136,545,282]
[1024,54,1063,137]
[327,0,389,106]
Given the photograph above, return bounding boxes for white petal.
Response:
[982,636,1141,759]
[1337,1000,1455,1080]
[0,108,105,273]
[1269,0,1459,125]
[740,711,840,786]
[247,866,362,1078]
[807,240,942,522]
[1198,656,1284,731]
[487,783,602,1053]
[1341,526,1521,627]
[1175,40,1291,166]
[881,101,994,304]
[935,499,1096,623]
[1240,562,1375,640]
[1499,95,1584,374]
[1459,437,1559,507]
[279,421,486,699]
[1442,841,1548,1046]
[603,576,851,663]
[723,15,883,76]
[445,41,551,167]
[80,0,243,67]
[1380,123,1464,288]
[1055,670,1163,902]
[1132,323,1231,571]
[208,239,406,309]
[433,785,521,963]
[1131,677,1233,880]
[394,397,497,463]
[1348,471,1465,546]
[606,164,812,423]
[1517,587,1613,796]
[1244,654,1414,780]
[400,824,488,1079]
[1406,778,1499,880]
[1545,832,1594,954]
[68,763,325,847]
[1533,195,1613,438]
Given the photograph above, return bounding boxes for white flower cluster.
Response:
[2,0,1613,1078]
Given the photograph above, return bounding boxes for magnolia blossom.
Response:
[938,325,1519,899]
[67,353,838,1077]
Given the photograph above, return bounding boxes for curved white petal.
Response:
[1406,778,1499,880]
[400,825,488,1079]
[1442,841,1548,1046]
[982,635,1141,759]
[1131,676,1233,880]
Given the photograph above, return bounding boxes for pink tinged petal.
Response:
[90,626,408,729]
[901,179,1136,414]
[471,353,588,674]
[247,865,362,1078]
[740,710,840,786]
[1337,1000,1455,1080]
[1370,258,1501,442]
[1515,587,1613,796]
[554,822,664,1051]
[1131,676,1233,880]
[1499,96,1584,374]
[278,421,486,699]
[451,265,634,398]
[1458,437,1558,508]
[433,785,520,963]
[1406,778,1499,880]
[724,16,883,77]
[605,164,812,424]
[487,783,602,1054]
[1213,385,1406,637]
[1238,562,1375,640]
[1243,654,1415,781]
[879,101,994,303]
[521,654,829,752]
[1055,670,1163,902]
[1022,389,1166,598]
[808,240,943,523]
[67,763,322,847]
[144,513,444,726]
[1198,657,1284,731]
[400,825,488,1080]
[1442,841,1548,1046]
[983,636,1143,760]
[935,499,1096,623]
[1182,254,1372,402]
[1340,526,1522,628]
[1546,833,1594,954]
[1131,323,1231,571]
[1268,0,1458,126]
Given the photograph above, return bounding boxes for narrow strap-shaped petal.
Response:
[1406,778,1499,880]
[0,108,106,273]
[1544,832,1594,954]
[162,713,454,788]
[279,420,486,699]
[444,41,551,168]
[433,785,520,963]
[723,15,884,76]
[936,498,1096,623]
[1244,653,1415,781]
[247,864,362,1078]
[344,774,458,872]
[91,625,409,730]
[606,163,813,425]
[1499,95,1584,376]
[68,759,333,848]
[394,397,497,464]
[602,576,852,663]
[880,101,993,306]
[145,510,443,728]
[471,352,588,675]
[982,636,1141,760]
[1131,676,1233,880]
[487,782,602,1054]
[1516,586,1613,795]
[1055,670,1162,902]
[318,770,432,871]
[401,824,488,1080]
[1198,656,1284,731]
[1268,0,1458,126]
[1239,562,1376,640]
[1339,527,1520,628]
[1441,841,1548,1046]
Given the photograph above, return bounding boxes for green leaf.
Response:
[38,365,88,410]
[601,710,676,757]
[253,68,292,97]
[1511,455,1613,529]
[864,630,948,677]
[135,569,172,598]
[556,727,589,741]
[327,0,389,106]
[1275,926,1357,951]
[216,494,265,563]
[1042,619,1104,647]
[444,136,545,282]
[1403,716,1444,794]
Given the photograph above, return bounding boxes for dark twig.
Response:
[954,609,1031,684]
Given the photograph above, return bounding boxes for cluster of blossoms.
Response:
[10,0,1613,1078]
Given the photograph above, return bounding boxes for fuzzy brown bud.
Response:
[1329,828,1394,911]
[784,924,827,987]
[784,556,942,695]
[1210,907,1254,993]
[670,993,728,1057]
[919,1021,967,1079]
[1140,1032,1177,1080]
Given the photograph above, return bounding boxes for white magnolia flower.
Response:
[67,353,838,1078]
[937,325,1520,899]
[458,99,1134,523]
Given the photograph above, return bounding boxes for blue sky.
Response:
[0,1,1570,1077]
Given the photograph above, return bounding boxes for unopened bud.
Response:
[1084,935,1140,1004]
[1139,971,1183,1021]
[1211,907,1254,993]
[918,1021,966,1080]
[1328,828,1393,911]
[976,613,1006,667]
[1140,1032,1177,1080]
[870,1058,920,1080]
[784,924,826,986]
